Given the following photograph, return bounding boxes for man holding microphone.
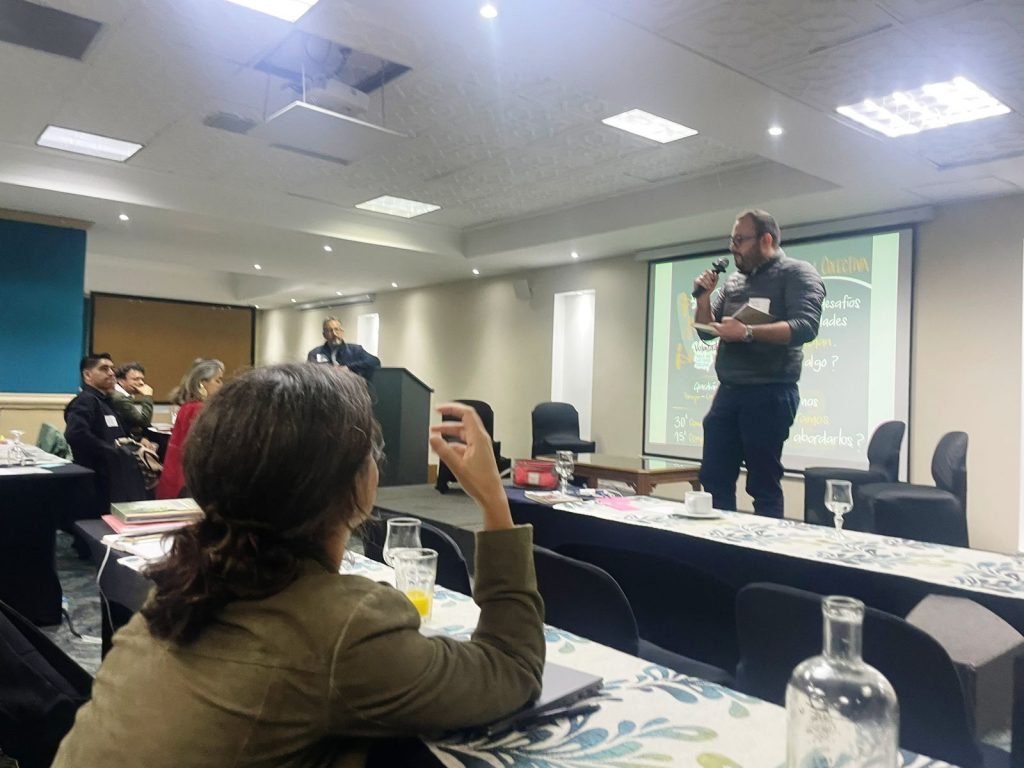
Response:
[693,209,825,518]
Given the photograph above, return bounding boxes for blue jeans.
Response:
[699,382,800,518]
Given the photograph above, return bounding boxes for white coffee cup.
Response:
[685,490,713,516]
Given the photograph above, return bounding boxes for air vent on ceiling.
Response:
[0,0,102,60]
[202,112,257,134]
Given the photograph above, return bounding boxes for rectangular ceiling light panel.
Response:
[223,0,320,22]
[601,109,699,143]
[36,125,143,161]
[836,77,1011,138]
[355,195,440,218]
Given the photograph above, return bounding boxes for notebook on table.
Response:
[421,626,603,734]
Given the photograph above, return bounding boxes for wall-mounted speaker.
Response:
[513,278,532,301]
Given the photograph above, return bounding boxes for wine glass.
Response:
[9,429,27,466]
[555,450,575,495]
[825,479,853,539]
[383,517,422,566]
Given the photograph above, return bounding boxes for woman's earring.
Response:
[199,383,208,398]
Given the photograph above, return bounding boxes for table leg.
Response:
[635,477,652,496]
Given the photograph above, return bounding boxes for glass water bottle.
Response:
[786,595,899,768]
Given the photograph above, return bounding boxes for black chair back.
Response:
[0,600,93,768]
[866,420,906,482]
[932,431,968,512]
[530,402,596,458]
[532,546,639,655]
[362,513,473,595]
[436,399,510,492]
[556,543,738,672]
[735,583,983,768]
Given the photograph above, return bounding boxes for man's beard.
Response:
[327,338,343,347]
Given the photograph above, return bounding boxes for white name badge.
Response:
[104,414,119,428]
[748,297,770,313]
[316,354,328,363]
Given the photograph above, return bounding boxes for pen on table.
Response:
[515,703,601,731]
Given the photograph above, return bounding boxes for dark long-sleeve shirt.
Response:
[63,385,127,474]
[307,342,381,380]
[703,252,825,385]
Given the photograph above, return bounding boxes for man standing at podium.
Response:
[692,209,825,518]
[307,317,380,381]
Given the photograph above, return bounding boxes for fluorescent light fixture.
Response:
[297,293,374,310]
[472,268,480,275]
[480,2,498,18]
[601,109,698,143]
[391,282,399,288]
[571,251,579,259]
[768,125,784,137]
[323,244,333,252]
[118,213,130,222]
[836,77,1011,138]
[37,125,142,162]
[356,195,441,218]
[223,0,320,22]
[253,264,262,270]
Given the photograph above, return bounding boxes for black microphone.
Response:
[691,257,730,298]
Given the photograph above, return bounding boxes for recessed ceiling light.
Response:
[223,0,320,22]
[254,304,260,309]
[290,298,297,303]
[336,291,344,296]
[118,213,130,222]
[36,125,143,162]
[768,125,784,137]
[472,268,480,275]
[836,77,1011,138]
[391,282,399,288]
[323,244,333,252]
[253,264,262,270]
[479,2,498,18]
[571,251,579,259]
[601,109,698,143]
[356,195,441,218]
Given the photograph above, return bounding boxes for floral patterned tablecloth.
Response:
[536,495,1024,602]
[344,552,953,768]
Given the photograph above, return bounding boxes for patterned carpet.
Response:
[40,532,103,675]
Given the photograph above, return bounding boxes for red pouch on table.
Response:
[513,459,557,490]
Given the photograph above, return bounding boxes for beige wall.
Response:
[0,394,74,443]
[251,194,1024,554]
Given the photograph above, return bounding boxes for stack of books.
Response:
[103,498,203,536]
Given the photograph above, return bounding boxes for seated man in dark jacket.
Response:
[64,353,143,519]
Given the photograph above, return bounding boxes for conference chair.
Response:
[363,512,473,595]
[530,402,596,458]
[532,546,732,685]
[0,599,93,768]
[1013,652,1024,768]
[735,582,1004,768]
[555,542,738,673]
[803,420,905,532]
[435,399,511,494]
[856,431,969,547]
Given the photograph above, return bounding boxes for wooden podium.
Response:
[371,368,433,486]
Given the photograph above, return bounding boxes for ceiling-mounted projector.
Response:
[298,79,370,117]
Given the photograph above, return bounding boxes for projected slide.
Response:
[645,229,911,472]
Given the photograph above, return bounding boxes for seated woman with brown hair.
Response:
[53,364,545,767]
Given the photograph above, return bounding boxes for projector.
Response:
[303,80,370,118]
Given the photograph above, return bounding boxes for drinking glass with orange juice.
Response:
[393,548,438,622]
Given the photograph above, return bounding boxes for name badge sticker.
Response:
[748,297,770,313]
[104,414,119,428]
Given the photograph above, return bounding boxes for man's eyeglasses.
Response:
[728,234,758,247]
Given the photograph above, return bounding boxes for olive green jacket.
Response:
[109,390,154,437]
[53,525,544,767]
